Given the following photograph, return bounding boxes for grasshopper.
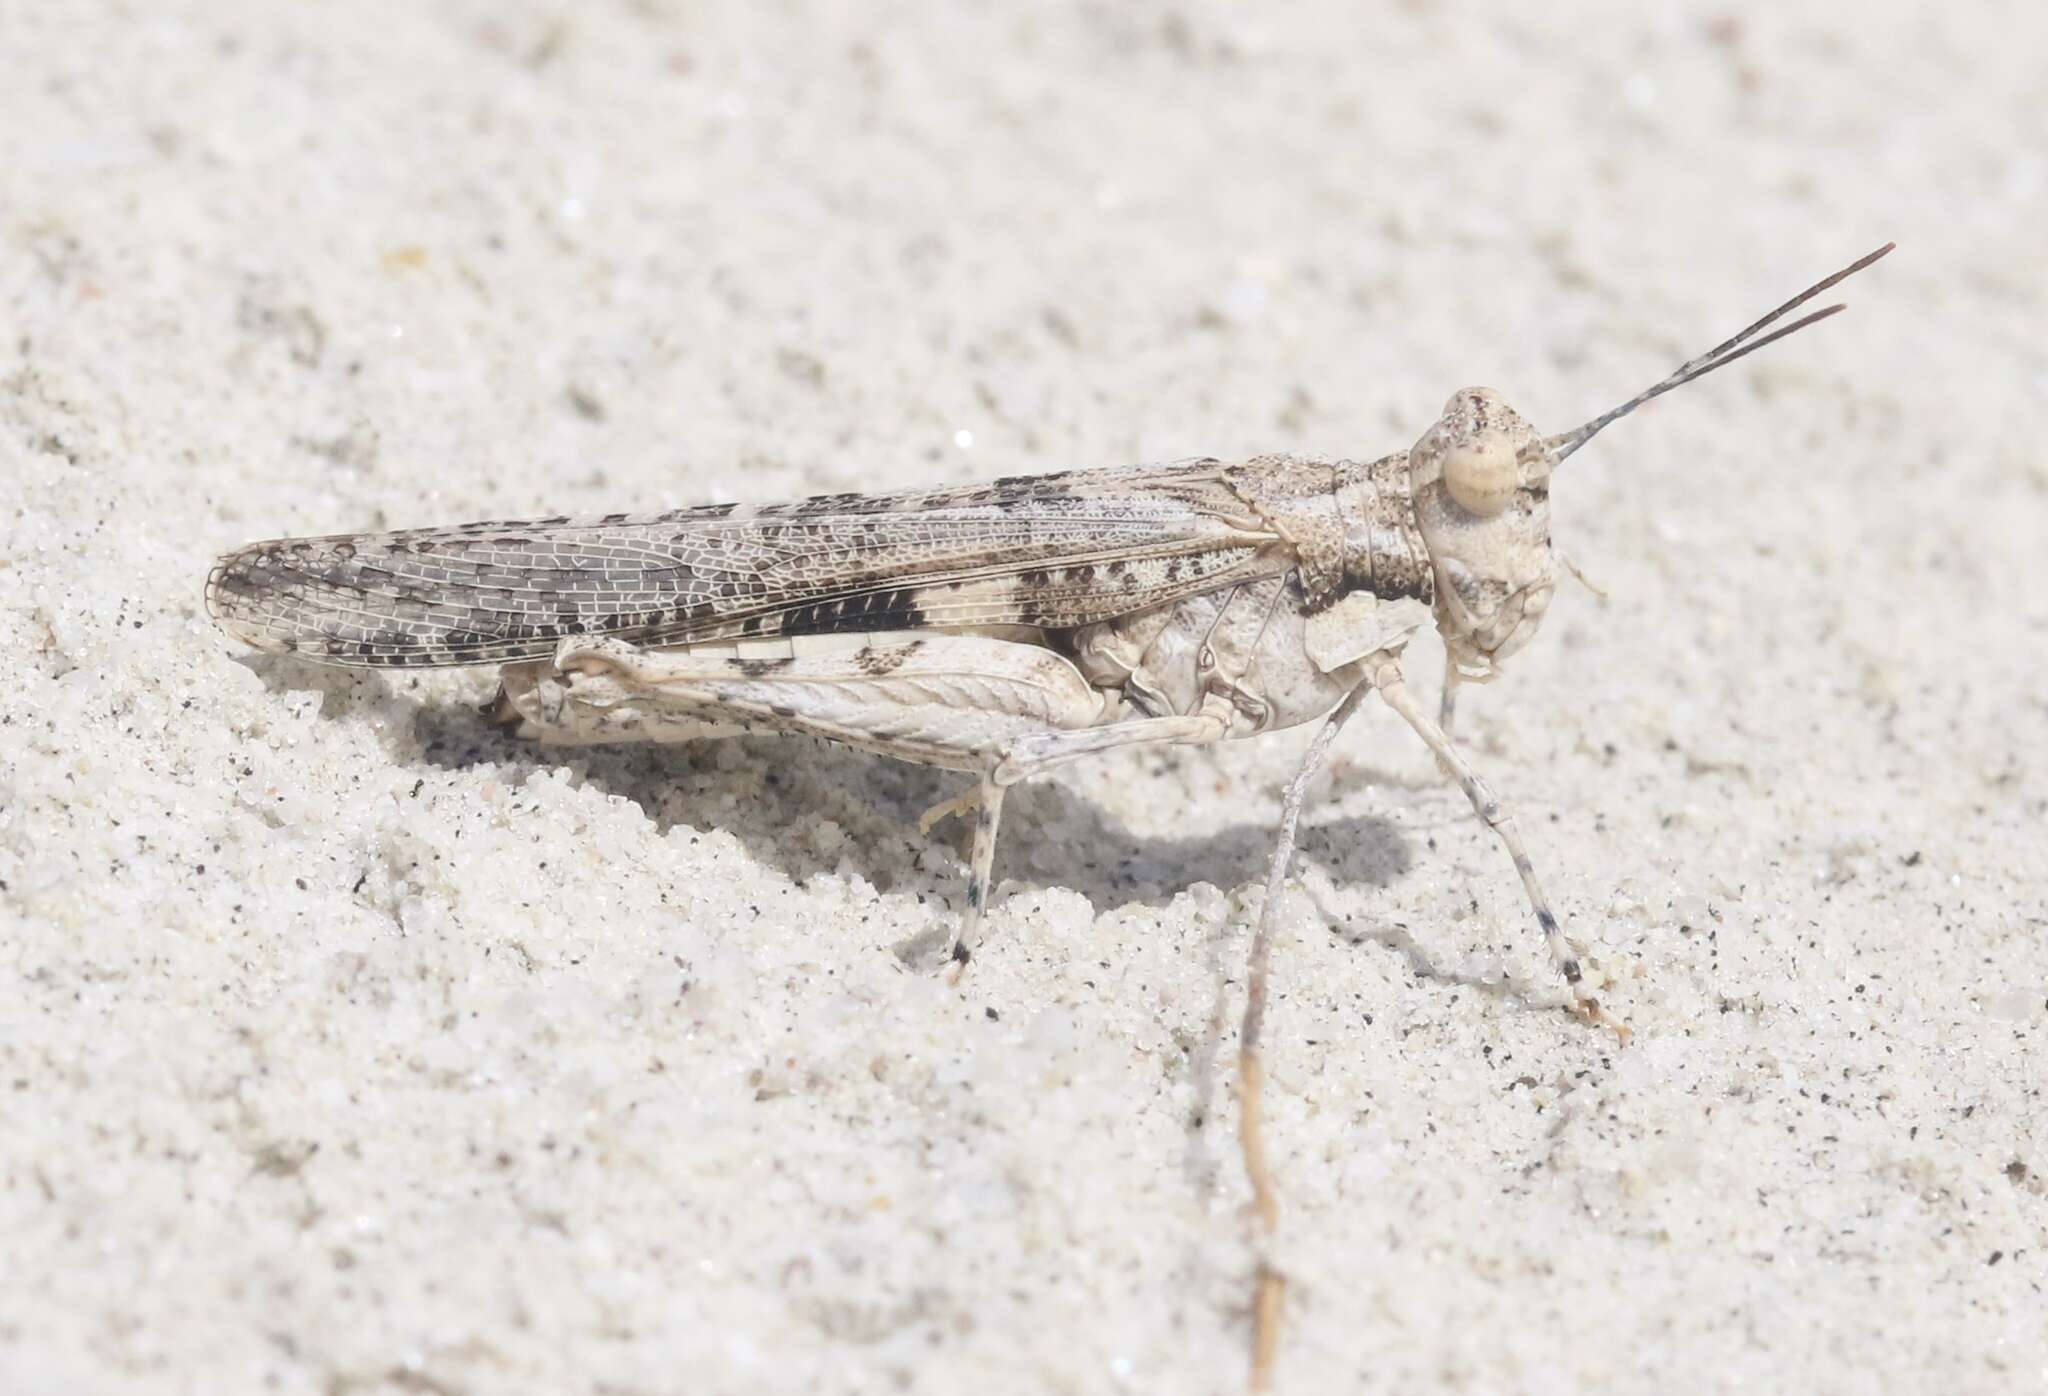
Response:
[208,245,1890,1021]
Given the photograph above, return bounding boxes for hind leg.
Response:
[496,634,1113,762]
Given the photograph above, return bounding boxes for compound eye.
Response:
[1441,430,1519,517]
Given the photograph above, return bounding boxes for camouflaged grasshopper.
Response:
[208,245,1890,1021]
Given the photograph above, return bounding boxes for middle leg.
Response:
[943,708,1232,969]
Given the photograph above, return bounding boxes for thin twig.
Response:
[1239,682,1372,1393]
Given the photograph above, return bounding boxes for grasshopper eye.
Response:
[1440,430,1519,517]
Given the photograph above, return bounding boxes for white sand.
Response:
[4,3,2045,1392]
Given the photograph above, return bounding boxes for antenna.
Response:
[1544,242,1895,464]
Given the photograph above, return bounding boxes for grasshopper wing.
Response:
[207,461,1289,667]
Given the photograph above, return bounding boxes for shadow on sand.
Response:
[240,654,1417,914]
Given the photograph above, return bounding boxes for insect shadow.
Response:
[244,657,1493,1194]
[410,695,1413,918]
[241,654,1414,937]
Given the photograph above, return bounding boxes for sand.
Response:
[4,3,2045,1392]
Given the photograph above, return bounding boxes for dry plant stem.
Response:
[1240,681,1373,1393]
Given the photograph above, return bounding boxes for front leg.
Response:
[1370,659,1614,1028]
[1438,649,1461,739]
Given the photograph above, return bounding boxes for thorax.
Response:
[1057,451,1440,736]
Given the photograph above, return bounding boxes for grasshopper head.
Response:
[1409,387,1558,679]
[1413,242,1894,682]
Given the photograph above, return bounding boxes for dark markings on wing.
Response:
[207,460,1288,667]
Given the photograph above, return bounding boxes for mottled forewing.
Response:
[208,461,1286,667]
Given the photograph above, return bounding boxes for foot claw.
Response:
[1569,993,1630,1046]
